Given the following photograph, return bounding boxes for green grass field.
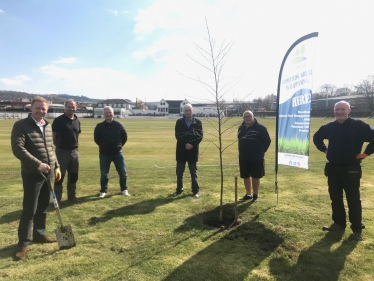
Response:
[1,116,374,280]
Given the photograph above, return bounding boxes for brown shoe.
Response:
[68,196,80,203]
[15,246,28,260]
[33,236,57,244]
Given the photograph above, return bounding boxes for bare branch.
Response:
[179,17,252,222]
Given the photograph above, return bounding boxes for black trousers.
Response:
[18,172,50,247]
[327,163,364,233]
[176,161,199,194]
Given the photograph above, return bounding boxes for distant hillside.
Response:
[0,90,101,103]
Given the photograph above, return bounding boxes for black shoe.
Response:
[68,196,81,203]
[241,194,253,200]
[351,232,363,241]
[322,223,345,231]
[173,190,184,196]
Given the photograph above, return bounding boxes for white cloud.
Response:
[0,75,32,86]
[0,78,21,86]
[38,65,143,99]
[53,57,76,64]
[0,9,4,13]
[4,0,374,102]
[131,0,374,101]
[108,9,129,16]
[133,33,189,61]
[134,0,212,34]
[15,75,32,81]
[35,63,208,101]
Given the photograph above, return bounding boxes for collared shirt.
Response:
[30,115,46,137]
[185,117,193,128]
[52,113,81,149]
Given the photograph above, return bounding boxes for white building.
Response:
[94,99,132,118]
[157,99,190,115]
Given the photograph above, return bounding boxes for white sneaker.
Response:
[194,193,200,198]
[121,190,130,196]
[99,192,106,198]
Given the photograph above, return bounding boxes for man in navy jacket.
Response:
[94,106,129,198]
[238,111,271,202]
[174,104,203,197]
[313,101,374,241]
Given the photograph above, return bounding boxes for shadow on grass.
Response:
[174,201,260,233]
[162,205,282,281]
[268,231,357,280]
[0,243,60,261]
[103,202,281,280]
[0,210,22,225]
[0,244,17,260]
[0,194,102,226]
[88,196,187,225]
[57,193,109,208]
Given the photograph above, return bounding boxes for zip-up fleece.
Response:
[11,113,59,173]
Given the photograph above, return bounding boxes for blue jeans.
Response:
[18,172,51,247]
[99,152,128,193]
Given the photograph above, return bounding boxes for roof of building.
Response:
[165,100,184,107]
[98,99,131,104]
[314,95,365,101]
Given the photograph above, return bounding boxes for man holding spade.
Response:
[11,96,61,260]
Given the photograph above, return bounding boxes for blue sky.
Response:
[1,0,374,102]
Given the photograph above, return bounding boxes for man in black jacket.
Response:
[313,101,374,241]
[238,111,271,202]
[94,106,129,198]
[174,104,203,197]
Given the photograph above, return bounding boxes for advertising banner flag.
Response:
[276,33,318,170]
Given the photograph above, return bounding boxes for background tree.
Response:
[311,91,325,100]
[251,97,263,110]
[133,99,146,109]
[318,83,336,97]
[229,99,251,116]
[355,75,374,115]
[254,94,276,111]
[318,83,336,113]
[335,85,352,96]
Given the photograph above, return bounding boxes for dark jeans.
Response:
[18,172,51,247]
[100,152,127,193]
[176,161,199,194]
[54,148,79,201]
[327,163,364,233]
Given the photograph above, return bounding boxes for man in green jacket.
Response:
[11,96,61,260]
